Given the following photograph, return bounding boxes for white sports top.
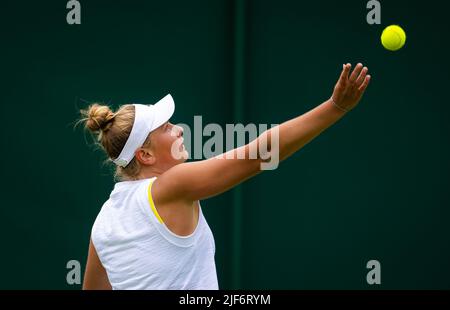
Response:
[91,177,218,290]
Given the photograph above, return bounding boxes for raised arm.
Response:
[265,62,370,162]
[154,63,370,203]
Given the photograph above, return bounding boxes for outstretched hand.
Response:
[331,63,371,112]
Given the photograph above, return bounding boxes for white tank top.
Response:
[91,177,219,290]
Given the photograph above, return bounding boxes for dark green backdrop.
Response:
[1,0,449,289]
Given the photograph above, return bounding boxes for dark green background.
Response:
[1,0,449,289]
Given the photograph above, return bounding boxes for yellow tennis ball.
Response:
[381,25,406,51]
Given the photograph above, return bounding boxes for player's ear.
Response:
[135,148,156,165]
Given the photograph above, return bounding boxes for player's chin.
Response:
[172,150,189,163]
[177,150,188,162]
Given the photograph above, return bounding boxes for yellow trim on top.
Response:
[147,180,164,224]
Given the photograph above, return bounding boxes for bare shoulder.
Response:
[151,162,191,205]
[151,173,200,237]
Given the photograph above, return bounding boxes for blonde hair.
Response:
[76,103,151,181]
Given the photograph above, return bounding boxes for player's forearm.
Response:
[255,63,371,166]
[280,98,347,161]
[258,98,346,163]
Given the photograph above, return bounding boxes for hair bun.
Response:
[84,104,115,133]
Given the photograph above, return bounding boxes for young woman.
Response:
[79,63,370,290]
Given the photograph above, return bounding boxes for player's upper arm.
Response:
[82,239,112,290]
[153,143,265,203]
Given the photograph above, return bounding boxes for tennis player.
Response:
[80,63,370,289]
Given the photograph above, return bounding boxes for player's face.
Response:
[150,121,188,167]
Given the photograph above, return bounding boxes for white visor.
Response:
[113,94,175,167]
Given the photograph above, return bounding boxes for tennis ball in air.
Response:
[381,25,406,51]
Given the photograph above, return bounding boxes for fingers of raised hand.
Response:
[358,75,371,93]
[355,66,368,86]
[349,63,363,83]
[338,63,352,85]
